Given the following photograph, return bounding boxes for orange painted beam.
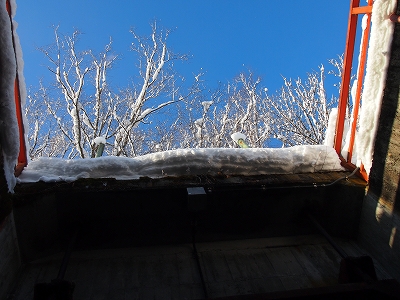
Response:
[335,0,374,181]
[335,0,360,156]
[347,7,372,164]
[339,157,368,182]
[352,6,372,14]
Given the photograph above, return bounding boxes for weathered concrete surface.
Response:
[358,0,400,282]
[0,213,21,300]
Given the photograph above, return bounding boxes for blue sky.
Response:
[14,1,351,94]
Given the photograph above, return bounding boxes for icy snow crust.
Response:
[17,145,343,183]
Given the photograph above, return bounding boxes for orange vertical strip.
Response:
[14,75,27,176]
[359,163,368,181]
[5,0,28,176]
[335,0,360,156]
[347,3,372,164]
[5,0,10,14]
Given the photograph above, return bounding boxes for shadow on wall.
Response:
[367,18,400,212]
[0,213,21,300]
[358,3,400,281]
[358,190,400,280]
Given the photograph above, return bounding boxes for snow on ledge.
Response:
[17,145,344,183]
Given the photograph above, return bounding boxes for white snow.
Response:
[231,132,247,143]
[0,1,20,192]
[138,108,154,120]
[323,108,338,147]
[356,0,397,174]
[341,80,357,162]
[93,136,106,145]
[0,0,396,186]
[201,101,213,112]
[194,118,203,126]
[194,118,203,139]
[17,145,343,183]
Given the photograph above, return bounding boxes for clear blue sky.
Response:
[15,1,350,94]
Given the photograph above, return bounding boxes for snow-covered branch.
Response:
[112,21,188,156]
[27,23,342,160]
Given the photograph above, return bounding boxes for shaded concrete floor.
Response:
[8,235,391,300]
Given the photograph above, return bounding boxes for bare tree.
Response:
[28,22,195,158]
[169,71,271,149]
[26,83,73,158]
[26,85,53,159]
[36,27,118,158]
[265,65,337,146]
[173,64,340,149]
[111,22,189,156]
[224,72,270,148]
[28,25,342,159]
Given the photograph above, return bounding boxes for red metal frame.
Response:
[5,0,28,176]
[334,0,373,181]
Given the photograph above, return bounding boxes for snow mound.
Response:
[17,145,344,183]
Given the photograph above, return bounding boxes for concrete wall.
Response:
[0,213,21,300]
[358,0,400,281]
